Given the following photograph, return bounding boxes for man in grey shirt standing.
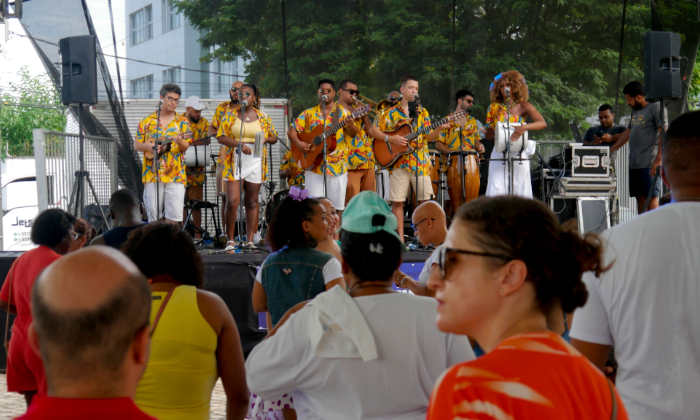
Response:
[605,81,664,213]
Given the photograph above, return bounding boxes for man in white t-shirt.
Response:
[394,201,447,297]
[570,110,700,420]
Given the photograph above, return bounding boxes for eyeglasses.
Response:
[318,88,334,94]
[343,89,360,96]
[69,230,83,241]
[164,96,180,103]
[436,246,512,280]
[238,92,251,99]
[411,217,433,230]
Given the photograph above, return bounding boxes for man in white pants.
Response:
[288,79,358,224]
[134,83,191,224]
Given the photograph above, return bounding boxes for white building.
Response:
[125,0,246,100]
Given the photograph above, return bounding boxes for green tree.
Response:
[0,67,66,160]
[176,0,695,138]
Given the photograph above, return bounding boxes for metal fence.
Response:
[33,129,118,214]
[534,140,637,226]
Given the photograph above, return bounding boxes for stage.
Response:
[0,249,431,369]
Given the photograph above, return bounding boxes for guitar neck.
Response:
[406,117,447,141]
[322,107,367,138]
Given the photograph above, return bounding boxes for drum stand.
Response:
[182,146,224,248]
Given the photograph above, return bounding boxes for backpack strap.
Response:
[149,287,177,337]
[607,378,618,420]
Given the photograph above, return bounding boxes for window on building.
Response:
[216,59,232,93]
[130,5,153,46]
[162,67,181,85]
[162,0,180,33]
[131,75,154,99]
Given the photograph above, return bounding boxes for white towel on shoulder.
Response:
[307,285,378,362]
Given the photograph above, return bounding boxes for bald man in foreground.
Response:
[394,201,448,297]
[21,247,156,420]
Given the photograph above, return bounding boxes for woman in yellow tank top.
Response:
[123,223,249,420]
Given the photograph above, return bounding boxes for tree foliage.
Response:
[0,67,66,160]
[176,0,698,138]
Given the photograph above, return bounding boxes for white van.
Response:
[2,173,39,251]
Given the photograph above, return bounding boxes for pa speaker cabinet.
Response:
[59,35,98,105]
[577,197,610,234]
[643,31,681,100]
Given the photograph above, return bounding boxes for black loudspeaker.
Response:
[59,35,98,105]
[643,31,681,100]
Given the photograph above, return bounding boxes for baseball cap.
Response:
[185,96,206,111]
[341,191,405,249]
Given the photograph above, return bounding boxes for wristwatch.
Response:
[384,135,389,143]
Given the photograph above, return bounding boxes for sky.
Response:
[0,0,126,95]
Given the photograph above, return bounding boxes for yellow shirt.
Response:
[280,149,305,188]
[374,104,432,175]
[136,112,192,184]
[211,101,238,165]
[292,102,351,176]
[347,116,374,170]
[437,115,479,151]
[135,285,218,420]
[218,107,278,181]
[185,116,210,187]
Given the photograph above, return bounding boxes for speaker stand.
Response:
[67,104,108,226]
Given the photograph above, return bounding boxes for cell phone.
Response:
[595,130,604,138]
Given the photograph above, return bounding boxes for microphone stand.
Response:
[504,93,514,195]
[236,101,247,250]
[154,100,163,221]
[321,96,329,198]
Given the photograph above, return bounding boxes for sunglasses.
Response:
[343,89,360,96]
[410,217,433,230]
[230,87,239,93]
[460,97,474,104]
[388,96,401,102]
[69,230,83,241]
[318,88,334,94]
[238,92,252,99]
[436,246,511,280]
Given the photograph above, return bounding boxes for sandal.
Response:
[224,241,236,252]
[245,242,257,249]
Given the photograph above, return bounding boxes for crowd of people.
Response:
[0,78,698,419]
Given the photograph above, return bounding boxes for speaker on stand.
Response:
[59,35,107,227]
[643,31,681,101]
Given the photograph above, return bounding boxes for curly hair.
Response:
[455,196,611,313]
[265,196,322,252]
[490,70,529,104]
[121,222,205,288]
[241,83,261,110]
[30,208,73,248]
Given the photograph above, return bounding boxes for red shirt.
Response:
[17,396,157,420]
[428,332,628,420]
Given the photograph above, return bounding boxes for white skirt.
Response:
[485,140,535,198]
[225,151,263,184]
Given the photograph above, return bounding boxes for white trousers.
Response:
[143,182,186,222]
[486,140,536,198]
[305,171,349,210]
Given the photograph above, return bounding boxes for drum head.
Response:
[495,122,527,153]
[185,145,212,167]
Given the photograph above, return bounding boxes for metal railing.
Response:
[533,140,637,225]
[33,129,118,213]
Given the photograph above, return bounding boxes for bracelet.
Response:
[384,135,389,143]
[400,275,408,287]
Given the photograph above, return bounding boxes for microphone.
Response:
[504,87,511,99]
[414,93,421,104]
[157,99,163,110]
[321,95,328,102]
[241,100,249,107]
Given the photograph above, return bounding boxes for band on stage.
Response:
[135,70,547,246]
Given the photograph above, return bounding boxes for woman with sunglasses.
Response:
[0,209,75,406]
[217,84,278,250]
[68,218,97,252]
[426,196,628,420]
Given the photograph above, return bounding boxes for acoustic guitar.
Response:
[143,130,193,160]
[292,104,371,171]
[374,111,466,168]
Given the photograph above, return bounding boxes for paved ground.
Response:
[0,374,228,419]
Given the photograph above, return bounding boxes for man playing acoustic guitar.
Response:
[134,83,192,224]
[288,79,359,220]
[375,76,448,241]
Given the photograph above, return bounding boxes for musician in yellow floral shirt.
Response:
[436,90,485,156]
[374,76,448,240]
[181,96,210,237]
[288,79,358,214]
[280,150,304,188]
[216,84,278,250]
[134,83,192,223]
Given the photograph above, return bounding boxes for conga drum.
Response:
[446,150,480,214]
[429,150,442,198]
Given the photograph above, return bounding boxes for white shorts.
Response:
[143,182,186,222]
[305,171,349,210]
[225,152,263,184]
